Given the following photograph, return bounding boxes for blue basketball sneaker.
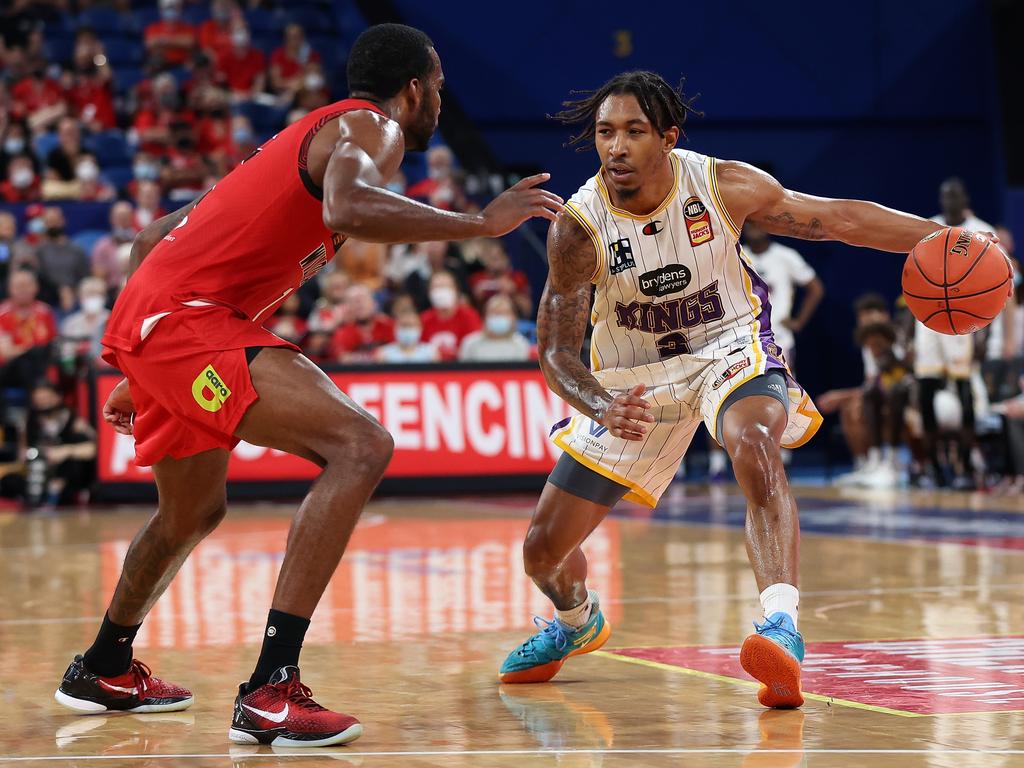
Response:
[739,612,805,708]
[499,591,611,684]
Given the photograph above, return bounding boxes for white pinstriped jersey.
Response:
[564,149,777,374]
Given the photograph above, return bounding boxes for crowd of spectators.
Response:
[818,198,1023,493]
[0,0,543,507]
[5,4,1020,507]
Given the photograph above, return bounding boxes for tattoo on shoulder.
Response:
[763,211,825,240]
[548,213,598,288]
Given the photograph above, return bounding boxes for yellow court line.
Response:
[593,650,924,718]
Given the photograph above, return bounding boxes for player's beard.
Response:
[407,105,436,152]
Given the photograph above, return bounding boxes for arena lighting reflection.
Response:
[101,517,621,649]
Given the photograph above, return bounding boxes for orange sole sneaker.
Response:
[739,634,804,709]
[498,621,612,684]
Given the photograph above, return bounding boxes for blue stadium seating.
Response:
[87,132,132,167]
[78,7,141,35]
[104,166,134,191]
[112,66,146,93]
[72,229,109,255]
[103,36,145,68]
[33,133,59,162]
[245,8,281,34]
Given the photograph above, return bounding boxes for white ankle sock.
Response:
[555,595,592,629]
[760,583,799,628]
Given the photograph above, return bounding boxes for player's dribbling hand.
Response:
[600,384,656,441]
[103,377,135,435]
[481,173,564,236]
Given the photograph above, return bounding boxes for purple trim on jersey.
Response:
[740,259,775,339]
[550,416,572,437]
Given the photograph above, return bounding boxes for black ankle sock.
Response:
[248,609,310,691]
[83,612,141,677]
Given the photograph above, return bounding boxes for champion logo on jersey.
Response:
[683,196,715,247]
[642,220,664,236]
[608,238,636,275]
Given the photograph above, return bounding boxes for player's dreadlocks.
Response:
[552,71,701,151]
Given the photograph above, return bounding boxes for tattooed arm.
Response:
[127,192,208,276]
[715,160,941,252]
[538,212,655,441]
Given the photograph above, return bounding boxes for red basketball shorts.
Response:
[102,304,298,466]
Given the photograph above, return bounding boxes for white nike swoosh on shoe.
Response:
[242,702,289,723]
[97,680,139,695]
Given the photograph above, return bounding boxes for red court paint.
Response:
[611,636,1024,715]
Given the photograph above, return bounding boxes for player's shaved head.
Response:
[347,24,435,100]
[347,24,442,151]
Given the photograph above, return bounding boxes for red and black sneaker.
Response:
[55,655,193,714]
[228,666,362,748]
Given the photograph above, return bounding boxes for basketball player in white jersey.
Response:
[498,71,946,709]
[917,177,993,488]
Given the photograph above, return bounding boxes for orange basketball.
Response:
[902,226,1013,335]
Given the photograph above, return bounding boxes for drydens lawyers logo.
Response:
[192,364,232,413]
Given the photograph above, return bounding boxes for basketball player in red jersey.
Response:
[54,24,562,746]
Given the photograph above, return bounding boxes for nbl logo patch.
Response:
[608,238,636,275]
[683,196,715,247]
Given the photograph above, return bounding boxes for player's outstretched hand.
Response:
[481,173,564,236]
[601,384,656,441]
[103,377,135,435]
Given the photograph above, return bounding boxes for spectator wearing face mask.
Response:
[376,310,438,363]
[34,207,90,310]
[0,155,40,202]
[227,115,257,168]
[145,0,196,68]
[420,270,481,361]
[216,21,265,102]
[270,24,321,97]
[91,202,138,292]
[131,179,165,230]
[60,276,109,365]
[198,0,240,60]
[286,62,329,122]
[330,284,395,363]
[0,269,57,392]
[23,380,96,508]
[0,120,34,180]
[459,294,532,362]
[74,154,115,202]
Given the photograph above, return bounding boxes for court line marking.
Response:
[4,583,1019,627]
[593,651,922,717]
[5,748,1024,761]
[594,650,1024,718]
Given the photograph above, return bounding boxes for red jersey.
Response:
[420,305,481,360]
[0,300,57,362]
[330,315,395,358]
[217,47,266,93]
[104,99,384,353]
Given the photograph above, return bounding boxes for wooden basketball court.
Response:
[2,484,1023,767]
